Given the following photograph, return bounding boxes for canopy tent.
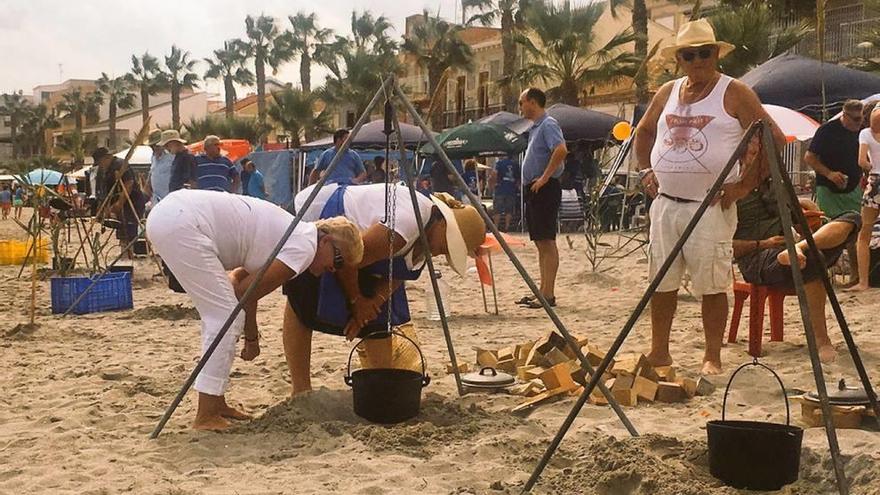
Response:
[763,104,820,142]
[19,168,64,186]
[419,122,527,159]
[742,54,880,119]
[546,104,625,144]
[300,119,435,150]
[188,139,252,162]
[477,111,533,134]
[67,165,93,180]
[113,145,153,166]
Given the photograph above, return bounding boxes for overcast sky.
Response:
[0,0,465,96]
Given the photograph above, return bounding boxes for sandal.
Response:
[525,297,556,309]
[515,295,537,305]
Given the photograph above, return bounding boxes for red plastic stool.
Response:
[728,277,796,357]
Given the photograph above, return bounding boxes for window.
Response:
[489,60,501,80]
[478,71,489,115]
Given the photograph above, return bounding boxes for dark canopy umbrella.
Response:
[476,111,533,134]
[741,54,880,119]
[419,122,527,159]
[300,119,435,150]
[546,104,624,143]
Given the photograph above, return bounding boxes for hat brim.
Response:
[661,41,736,60]
[429,196,469,278]
[158,138,187,146]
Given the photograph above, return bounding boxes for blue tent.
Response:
[20,168,64,186]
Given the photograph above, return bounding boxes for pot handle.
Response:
[344,330,430,388]
[479,367,498,377]
[721,358,791,425]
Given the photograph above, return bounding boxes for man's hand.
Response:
[344,296,384,341]
[241,338,260,361]
[640,171,659,198]
[826,171,847,189]
[762,235,786,249]
[530,176,549,194]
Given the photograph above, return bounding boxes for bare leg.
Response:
[850,207,878,291]
[647,290,677,367]
[193,392,250,430]
[701,293,728,375]
[505,213,513,232]
[847,241,859,286]
[804,280,836,363]
[493,213,502,231]
[535,239,559,298]
[282,302,313,396]
[778,219,857,268]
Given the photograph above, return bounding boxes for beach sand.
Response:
[2,211,879,494]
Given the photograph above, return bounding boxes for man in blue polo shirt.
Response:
[195,135,240,192]
[309,128,366,185]
[516,87,567,309]
[490,155,520,231]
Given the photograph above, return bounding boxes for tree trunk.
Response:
[256,53,267,129]
[171,80,181,130]
[224,76,235,119]
[427,66,446,131]
[300,53,311,93]
[109,96,118,149]
[559,78,579,106]
[633,0,650,106]
[501,9,518,113]
[10,119,18,160]
[141,87,150,127]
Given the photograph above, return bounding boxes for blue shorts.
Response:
[493,194,517,215]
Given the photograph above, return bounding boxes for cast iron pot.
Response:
[344,330,430,424]
[707,360,803,491]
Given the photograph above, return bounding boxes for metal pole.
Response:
[391,105,466,397]
[488,252,499,315]
[763,129,848,494]
[393,80,639,434]
[521,121,762,492]
[148,76,393,439]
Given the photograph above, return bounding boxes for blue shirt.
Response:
[246,170,267,200]
[522,113,565,184]
[0,190,11,203]
[463,169,479,194]
[149,151,174,204]
[168,150,198,192]
[315,147,365,184]
[195,154,239,192]
[494,159,520,196]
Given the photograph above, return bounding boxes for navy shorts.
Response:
[524,178,561,241]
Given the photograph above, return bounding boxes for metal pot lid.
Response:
[805,379,869,405]
[461,367,515,387]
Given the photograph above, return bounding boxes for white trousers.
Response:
[146,197,244,396]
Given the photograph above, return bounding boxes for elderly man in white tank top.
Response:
[634,19,787,375]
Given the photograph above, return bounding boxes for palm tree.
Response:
[204,40,255,119]
[288,12,333,93]
[19,104,59,157]
[55,131,98,166]
[164,45,200,130]
[463,0,531,112]
[0,91,30,159]
[511,1,639,106]
[58,88,103,134]
[241,15,295,131]
[402,10,474,129]
[126,52,166,126]
[268,88,331,147]
[709,2,812,77]
[607,0,650,105]
[96,73,136,149]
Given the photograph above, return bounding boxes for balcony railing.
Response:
[776,3,879,62]
[442,103,505,129]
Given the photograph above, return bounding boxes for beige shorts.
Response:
[648,195,737,297]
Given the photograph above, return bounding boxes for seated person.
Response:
[282,182,486,396]
[733,178,860,363]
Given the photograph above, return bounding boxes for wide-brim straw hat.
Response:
[661,19,735,60]
[158,129,187,146]
[430,193,487,277]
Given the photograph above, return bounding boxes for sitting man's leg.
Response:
[777,214,860,268]
[804,279,836,363]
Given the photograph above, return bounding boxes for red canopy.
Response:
[188,139,252,162]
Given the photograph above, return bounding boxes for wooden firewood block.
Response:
[515,342,535,367]
[560,334,588,359]
[589,388,609,406]
[516,365,536,381]
[655,366,676,383]
[800,401,866,429]
[633,376,658,402]
[512,386,570,412]
[496,358,517,374]
[523,366,546,381]
[610,353,647,377]
[509,381,540,397]
[533,331,568,355]
[497,346,516,362]
[656,381,687,403]
[677,378,698,399]
[586,345,614,370]
[445,362,470,375]
[543,347,570,367]
[695,377,716,396]
[638,363,661,382]
[540,363,577,391]
[611,372,635,392]
[476,348,499,368]
[613,387,638,407]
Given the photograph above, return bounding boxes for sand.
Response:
[1,211,879,494]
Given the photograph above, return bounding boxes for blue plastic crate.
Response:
[51,272,134,315]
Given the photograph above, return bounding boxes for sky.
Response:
[0,0,466,96]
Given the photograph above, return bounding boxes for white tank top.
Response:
[650,74,744,201]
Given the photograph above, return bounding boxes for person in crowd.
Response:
[805,99,864,286]
[429,157,465,199]
[369,156,387,184]
[146,189,363,429]
[489,155,520,232]
[850,106,880,291]
[309,129,366,185]
[13,184,24,219]
[634,19,785,374]
[734,178,859,362]
[599,177,625,232]
[515,87,567,309]
[162,130,198,193]
[242,158,267,201]
[0,185,11,220]
[196,135,240,193]
[282,182,486,396]
[462,159,481,204]
[93,147,148,254]
[148,138,174,205]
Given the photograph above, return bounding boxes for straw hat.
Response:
[661,19,735,60]
[158,129,187,146]
[430,193,487,277]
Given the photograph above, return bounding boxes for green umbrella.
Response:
[419,122,526,159]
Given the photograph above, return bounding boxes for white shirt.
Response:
[859,128,880,174]
[165,189,317,275]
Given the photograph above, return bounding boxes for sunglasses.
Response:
[679,47,715,62]
[332,244,344,270]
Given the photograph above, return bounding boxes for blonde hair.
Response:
[315,216,364,266]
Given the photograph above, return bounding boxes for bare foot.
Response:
[645,351,673,368]
[845,283,871,292]
[701,360,723,375]
[192,414,231,431]
[219,404,251,420]
[291,387,313,399]
[818,344,837,364]
[776,245,806,268]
